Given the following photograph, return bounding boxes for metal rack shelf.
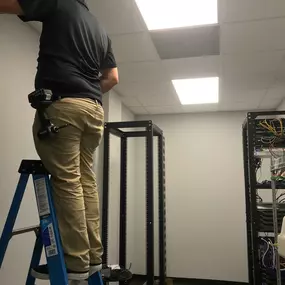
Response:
[256,204,285,233]
[257,183,285,190]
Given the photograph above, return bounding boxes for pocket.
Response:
[95,105,104,122]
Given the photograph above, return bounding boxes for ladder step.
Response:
[18,160,49,175]
[12,226,39,236]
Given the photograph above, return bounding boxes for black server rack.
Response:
[102,120,167,285]
[243,111,285,285]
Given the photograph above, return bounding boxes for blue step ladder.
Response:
[0,160,103,285]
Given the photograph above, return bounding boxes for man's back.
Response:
[19,0,117,103]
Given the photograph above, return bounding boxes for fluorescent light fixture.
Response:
[172,77,219,105]
[135,0,218,31]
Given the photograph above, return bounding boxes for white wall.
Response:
[0,15,42,285]
[133,112,249,282]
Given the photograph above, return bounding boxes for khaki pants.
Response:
[33,98,104,272]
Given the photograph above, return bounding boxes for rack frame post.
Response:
[102,120,167,285]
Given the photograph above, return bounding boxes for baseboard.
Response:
[130,274,248,285]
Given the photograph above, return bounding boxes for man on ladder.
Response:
[0,0,119,282]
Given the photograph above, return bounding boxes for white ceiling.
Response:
[29,0,285,115]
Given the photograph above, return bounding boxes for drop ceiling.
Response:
[28,0,285,115]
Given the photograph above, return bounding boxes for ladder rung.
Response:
[12,226,39,236]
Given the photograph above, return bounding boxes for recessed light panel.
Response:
[135,0,218,31]
[172,77,219,105]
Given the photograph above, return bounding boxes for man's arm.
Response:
[1,0,57,21]
[100,37,118,93]
[0,0,23,14]
[100,68,119,94]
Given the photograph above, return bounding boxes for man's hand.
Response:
[100,67,119,94]
[0,0,23,14]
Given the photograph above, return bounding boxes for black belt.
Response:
[55,94,102,106]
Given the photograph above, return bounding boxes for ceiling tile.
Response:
[90,0,146,35]
[220,0,266,23]
[162,56,221,79]
[139,94,180,107]
[220,0,285,23]
[222,71,275,91]
[222,52,285,75]
[180,104,219,113]
[218,101,262,111]
[264,86,285,101]
[115,81,176,97]
[151,25,220,60]
[117,61,170,83]
[120,96,142,107]
[264,0,285,18]
[258,98,283,110]
[276,65,285,85]
[221,18,285,54]
[220,89,267,105]
[146,106,182,115]
[110,32,159,63]
[129,106,149,115]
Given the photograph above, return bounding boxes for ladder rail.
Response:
[32,173,69,285]
[0,173,29,268]
[0,160,104,285]
[26,234,43,285]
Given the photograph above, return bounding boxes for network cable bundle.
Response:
[259,237,285,284]
[256,202,285,284]
[258,119,285,267]
[255,118,285,151]
[243,112,285,285]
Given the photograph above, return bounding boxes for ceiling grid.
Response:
[28,0,285,114]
